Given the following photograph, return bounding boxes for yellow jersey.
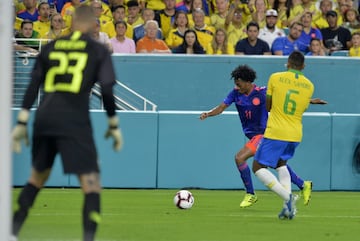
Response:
[349,46,360,57]
[264,69,314,142]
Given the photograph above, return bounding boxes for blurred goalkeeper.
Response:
[11,5,123,241]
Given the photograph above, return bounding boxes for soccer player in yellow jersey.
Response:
[252,51,315,220]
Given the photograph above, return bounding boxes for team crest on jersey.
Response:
[252,97,260,106]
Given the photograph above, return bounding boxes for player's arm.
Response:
[199,102,228,120]
[12,56,45,153]
[310,98,327,105]
[99,51,123,151]
[265,94,272,112]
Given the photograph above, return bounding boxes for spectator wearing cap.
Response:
[258,9,286,49]
[297,11,323,53]
[313,0,343,29]
[235,21,271,55]
[112,5,134,39]
[271,21,308,55]
[126,0,144,27]
[320,10,352,53]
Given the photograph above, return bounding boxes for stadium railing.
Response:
[13,37,157,111]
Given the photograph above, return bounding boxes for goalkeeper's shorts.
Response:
[32,135,99,174]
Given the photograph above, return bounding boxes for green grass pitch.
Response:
[12,188,359,241]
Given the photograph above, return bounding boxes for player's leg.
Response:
[59,135,100,241]
[13,168,51,236]
[13,136,56,237]
[236,135,262,207]
[287,165,312,205]
[252,139,298,218]
[78,173,101,241]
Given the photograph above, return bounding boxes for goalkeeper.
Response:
[11,5,123,241]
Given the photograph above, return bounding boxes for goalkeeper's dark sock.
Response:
[237,162,255,195]
[83,192,101,241]
[13,182,40,235]
[287,165,304,189]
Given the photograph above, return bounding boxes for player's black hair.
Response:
[231,65,257,83]
[288,50,305,69]
[114,20,127,29]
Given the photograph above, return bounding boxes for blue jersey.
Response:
[271,36,308,55]
[17,10,39,22]
[223,85,268,139]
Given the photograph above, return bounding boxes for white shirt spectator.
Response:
[258,26,286,49]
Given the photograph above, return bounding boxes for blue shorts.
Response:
[254,138,299,168]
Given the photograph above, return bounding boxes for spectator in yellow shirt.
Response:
[207,28,234,54]
[33,1,51,38]
[61,0,82,29]
[349,32,360,56]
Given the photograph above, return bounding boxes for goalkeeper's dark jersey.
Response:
[22,31,116,137]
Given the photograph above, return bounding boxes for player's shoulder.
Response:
[253,85,267,96]
[47,32,109,53]
[254,85,266,91]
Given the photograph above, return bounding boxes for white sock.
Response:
[255,168,290,201]
[277,166,291,193]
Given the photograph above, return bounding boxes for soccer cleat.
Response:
[302,181,313,205]
[240,193,258,208]
[278,194,299,220]
[278,207,290,220]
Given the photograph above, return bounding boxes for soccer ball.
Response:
[173,190,194,209]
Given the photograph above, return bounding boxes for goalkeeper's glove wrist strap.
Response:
[17,120,27,125]
[18,109,30,123]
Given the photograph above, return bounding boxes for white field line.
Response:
[28,212,360,219]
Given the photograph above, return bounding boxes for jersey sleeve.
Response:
[223,89,237,106]
[266,75,274,97]
[98,50,116,117]
[271,37,283,53]
[22,53,46,109]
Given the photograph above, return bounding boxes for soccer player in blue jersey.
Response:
[252,51,321,219]
[199,64,326,208]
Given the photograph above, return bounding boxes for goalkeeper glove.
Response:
[105,115,123,151]
[12,109,30,153]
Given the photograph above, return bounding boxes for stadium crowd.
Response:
[13,0,360,56]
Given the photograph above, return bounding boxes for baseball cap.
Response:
[326,10,338,17]
[266,9,278,17]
